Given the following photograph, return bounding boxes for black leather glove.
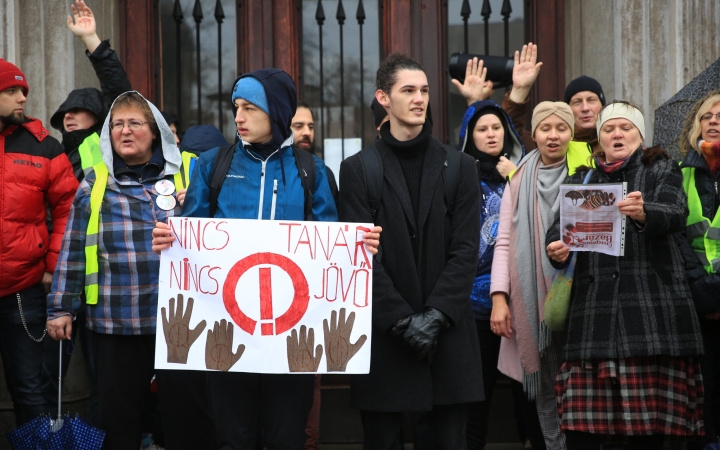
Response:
[391,315,413,336]
[402,308,449,362]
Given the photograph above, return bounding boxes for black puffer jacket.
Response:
[50,40,131,181]
[675,88,720,314]
[546,149,704,361]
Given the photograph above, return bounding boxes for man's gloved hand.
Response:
[402,308,449,363]
[391,315,413,337]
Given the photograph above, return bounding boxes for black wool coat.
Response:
[546,149,704,362]
[339,136,484,411]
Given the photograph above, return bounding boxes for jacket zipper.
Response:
[270,179,278,220]
[257,159,267,219]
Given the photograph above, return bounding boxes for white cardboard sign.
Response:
[154,218,374,374]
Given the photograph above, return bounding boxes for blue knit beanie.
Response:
[232,77,270,115]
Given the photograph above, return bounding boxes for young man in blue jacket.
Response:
[154,69,338,448]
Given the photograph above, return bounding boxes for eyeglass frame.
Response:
[109,120,150,132]
[700,112,720,122]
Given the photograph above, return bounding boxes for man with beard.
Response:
[0,59,78,426]
[50,0,131,182]
[292,102,339,204]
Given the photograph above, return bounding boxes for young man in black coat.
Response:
[339,53,484,450]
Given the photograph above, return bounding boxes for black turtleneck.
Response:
[379,120,432,222]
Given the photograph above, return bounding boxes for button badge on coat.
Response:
[156,195,177,211]
[155,179,175,196]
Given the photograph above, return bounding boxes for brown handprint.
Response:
[323,308,367,372]
[161,293,207,364]
[286,325,323,372]
[205,319,245,371]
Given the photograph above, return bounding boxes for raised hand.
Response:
[509,43,542,103]
[67,0,102,53]
[287,325,323,372]
[451,57,494,106]
[323,308,367,372]
[205,319,245,371]
[161,293,206,364]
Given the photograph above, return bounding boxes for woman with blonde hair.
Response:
[676,89,720,450]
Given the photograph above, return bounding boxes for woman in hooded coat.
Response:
[46,91,211,449]
[457,100,525,448]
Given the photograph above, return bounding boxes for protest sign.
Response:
[154,218,374,374]
[559,183,627,256]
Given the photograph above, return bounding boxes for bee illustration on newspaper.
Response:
[564,190,616,210]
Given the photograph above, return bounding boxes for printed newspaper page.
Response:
[559,183,627,257]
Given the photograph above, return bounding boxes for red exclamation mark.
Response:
[259,267,274,335]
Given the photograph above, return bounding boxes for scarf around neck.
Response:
[506,150,568,399]
[699,140,720,176]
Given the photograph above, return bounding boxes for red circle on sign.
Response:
[223,253,310,335]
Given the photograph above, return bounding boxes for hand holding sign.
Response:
[287,325,323,372]
[161,294,207,364]
[205,319,245,371]
[324,308,367,372]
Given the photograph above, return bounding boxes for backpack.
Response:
[208,144,316,220]
[358,143,462,222]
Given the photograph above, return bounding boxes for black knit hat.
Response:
[564,75,606,106]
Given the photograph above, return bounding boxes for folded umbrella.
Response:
[6,340,105,449]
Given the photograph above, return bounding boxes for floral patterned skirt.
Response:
[555,355,704,436]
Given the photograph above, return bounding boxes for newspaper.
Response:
[559,182,627,257]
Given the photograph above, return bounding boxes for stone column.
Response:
[565,0,720,146]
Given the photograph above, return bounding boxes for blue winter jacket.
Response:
[182,140,338,221]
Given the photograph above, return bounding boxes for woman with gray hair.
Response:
[546,101,704,449]
[490,101,576,449]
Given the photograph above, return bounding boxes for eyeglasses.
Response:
[700,112,720,122]
[110,120,148,131]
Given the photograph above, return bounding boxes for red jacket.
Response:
[0,118,78,297]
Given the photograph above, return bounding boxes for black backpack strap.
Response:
[209,144,237,218]
[292,147,315,221]
[443,146,462,216]
[358,143,383,223]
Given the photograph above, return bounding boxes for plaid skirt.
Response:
[555,356,704,436]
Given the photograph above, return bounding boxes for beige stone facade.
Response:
[565,0,720,145]
[0,0,120,141]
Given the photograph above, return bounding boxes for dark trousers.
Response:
[691,318,720,449]
[93,331,156,450]
[207,371,315,450]
[466,319,501,449]
[361,404,469,450]
[565,430,664,450]
[0,284,49,425]
[156,369,216,450]
[304,374,322,449]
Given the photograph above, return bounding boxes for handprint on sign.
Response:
[161,294,207,364]
[286,326,323,372]
[324,308,367,372]
[205,319,245,371]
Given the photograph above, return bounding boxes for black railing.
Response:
[461,0,516,58]
[336,0,346,158]
[215,0,225,133]
[315,1,326,146]
[193,0,203,124]
[172,0,183,123]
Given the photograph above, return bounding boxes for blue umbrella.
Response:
[6,341,105,449]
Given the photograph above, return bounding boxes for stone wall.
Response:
[0,0,120,141]
[565,0,720,147]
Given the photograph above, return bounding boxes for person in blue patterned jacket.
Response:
[458,99,525,449]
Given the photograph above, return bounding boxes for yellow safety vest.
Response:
[84,151,197,304]
[78,133,103,176]
[566,140,595,176]
[681,165,720,274]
